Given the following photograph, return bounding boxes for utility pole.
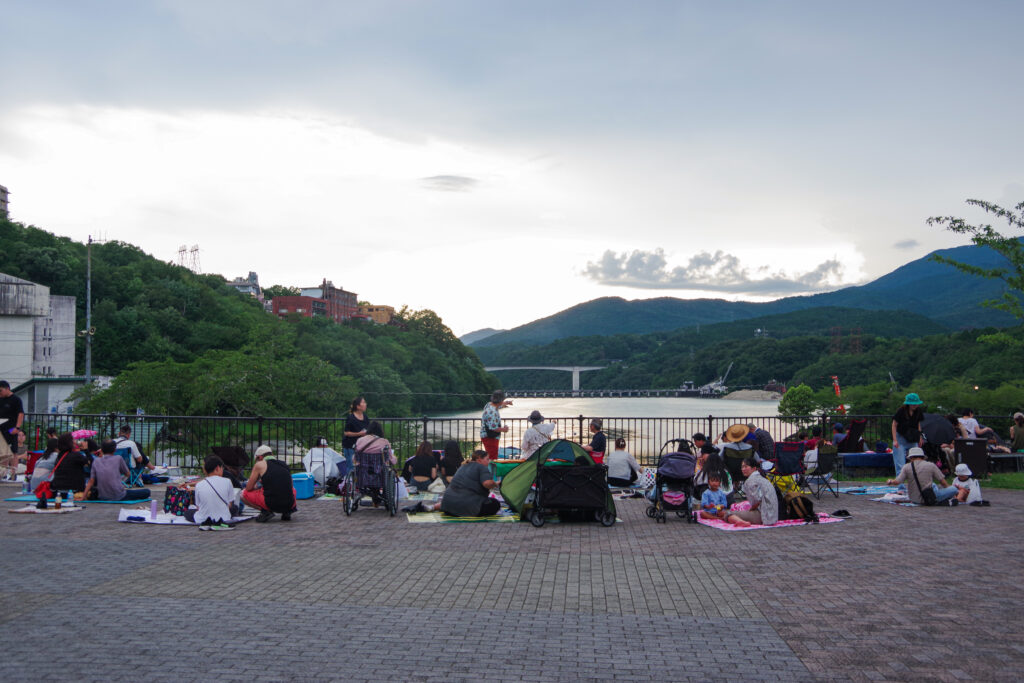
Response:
[78,236,96,384]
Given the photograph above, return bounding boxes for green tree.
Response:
[262,284,300,299]
[776,384,817,425]
[928,199,1024,321]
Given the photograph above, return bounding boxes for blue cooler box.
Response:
[292,472,315,499]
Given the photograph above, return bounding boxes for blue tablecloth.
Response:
[841,452,893,468]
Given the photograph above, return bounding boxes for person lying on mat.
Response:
[82,440,151,502]
[191,455,238,530]
[606,437,643,487]
[439,449,500,517]
[243,444,298,523]
[725,458,778,528]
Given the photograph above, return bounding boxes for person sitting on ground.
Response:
[699,474,729,521]
[693,452,732,502]
[49,432,90,498]
[242,444,297,522]
[581,418,607,463]
[951,463,986,506]
[303,436,345,484]
[354,421,397,465]
[439,449,501,517]
[192,455,238,530]
[726,458,779,528]
[29,438,59,495]
[606,437,643,487]
[886,446,959,506]
[403,440,438,492]
[1011,412,1024,453]
[803,425,824,451]
[520,410,556,459]
[83,440,152,502]
[0,428,27,480]
[440,440,463,483]
[958,408,995,440]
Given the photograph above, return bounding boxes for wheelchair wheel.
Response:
[599,510,616,527]
[645,505,656,518]
[385,470,397,517]
[343,473,356,516]
[529,508,545,527]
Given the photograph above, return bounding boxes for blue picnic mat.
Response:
[839,485,900,496]
[4,495,153,505]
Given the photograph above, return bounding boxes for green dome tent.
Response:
[499,438,617,521]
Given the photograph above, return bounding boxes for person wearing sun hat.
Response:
[520,410,555,459]
[891,392,925,474]
[887,446,958,505]
[242,444,298,522]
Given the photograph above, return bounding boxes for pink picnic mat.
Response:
[696,511,843,531]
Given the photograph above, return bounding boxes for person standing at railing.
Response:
[0,380,25,454]
[480,390,511,460]
[892,393,925,474]
[343,396,371,474]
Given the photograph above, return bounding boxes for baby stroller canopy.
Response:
[658,451,697,480]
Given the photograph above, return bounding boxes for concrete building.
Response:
[357,304,396,324]
[15,375,112,414]
[0,184,9,216]
[226,271,262,300]
[0,273,76,388]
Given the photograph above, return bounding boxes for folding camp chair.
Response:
[837,419,867,453]
[954,438,989,479]
[805,449,839,499]
[115,447,146,488]
[770,441,808,494]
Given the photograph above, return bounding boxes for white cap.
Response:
[254,444,273,457]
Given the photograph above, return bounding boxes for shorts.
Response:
[241,487,297,513]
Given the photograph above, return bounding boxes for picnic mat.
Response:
[9,504,86,514]
[117,508,258,525]
[4,495,153,504]
[696,512,843,531]
[840,485,900,496]
[407,510,519,523]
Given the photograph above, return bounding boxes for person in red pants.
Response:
[242,444,297,522]
[479,390,512,460]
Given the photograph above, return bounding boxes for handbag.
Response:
[34,452,69,499]
[163,486,195,516]
[910,461,937,506]
[427,477,446,493]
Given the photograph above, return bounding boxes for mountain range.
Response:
[463,241,1017,348]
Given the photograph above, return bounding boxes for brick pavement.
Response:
[0,481,1021,681]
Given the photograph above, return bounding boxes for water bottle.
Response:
[22,477,30,494]
[55,493,62,510]
[68,490,75,506]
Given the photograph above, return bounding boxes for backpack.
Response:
[783,489,818,523]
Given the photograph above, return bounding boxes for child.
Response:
[699,475,729,521]
[952,463,988,506]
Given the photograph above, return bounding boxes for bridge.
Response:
[483,365,605,393]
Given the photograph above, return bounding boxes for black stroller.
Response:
[646,438,698,524]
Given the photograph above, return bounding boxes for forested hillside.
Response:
[0,217,496,416]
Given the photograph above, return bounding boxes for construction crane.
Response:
[700,361,734,397]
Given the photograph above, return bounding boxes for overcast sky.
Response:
[2,1,1022,335]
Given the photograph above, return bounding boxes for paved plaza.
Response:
[1,481,1022,682]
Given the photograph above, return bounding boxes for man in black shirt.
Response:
[0,381,25,450]
[242,444,297,522]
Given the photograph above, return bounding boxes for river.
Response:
[436,396,781,419]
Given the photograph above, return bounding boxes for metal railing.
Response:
[21,412,1013,472]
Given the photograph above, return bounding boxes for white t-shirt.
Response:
[958,417,980,439]
[193,475,236,524]
[113,436,143,465]
[953,476,982,503]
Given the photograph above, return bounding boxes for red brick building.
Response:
[271,279,357,323]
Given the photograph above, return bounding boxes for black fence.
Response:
[22,412,1014,473]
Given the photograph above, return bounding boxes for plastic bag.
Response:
[427,477,446,494]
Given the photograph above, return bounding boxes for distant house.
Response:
[15,375,112,414]
[357,304,395,324]
[226,271,262,300]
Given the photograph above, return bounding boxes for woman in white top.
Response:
[520,410,556,459]
[606,437,643,487]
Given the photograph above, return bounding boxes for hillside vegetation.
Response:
[0,217,495,416]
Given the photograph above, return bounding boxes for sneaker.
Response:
[209,523,235,531]
[255,509,275,523]
[280,513,291,522]
[947,499,958,507]
[198,523,213,531]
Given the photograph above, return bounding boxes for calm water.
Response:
[437,396,780,419]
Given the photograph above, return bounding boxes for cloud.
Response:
[420,175,478,192]
[583,248,849,295]
[893,239,919,249]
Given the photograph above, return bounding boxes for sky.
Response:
[2,1,1023,336]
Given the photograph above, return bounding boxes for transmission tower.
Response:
[188,245,201,273]
[177,245,188,267]
[830,326,842,354]
[849,327,862,355]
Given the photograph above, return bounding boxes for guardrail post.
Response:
[707,414,714,440]
[107,412,118,439]
[421,415,429,443]
[257,416,264,446]
[578,414,585,444]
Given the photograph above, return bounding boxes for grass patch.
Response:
[987,472,1024,490]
